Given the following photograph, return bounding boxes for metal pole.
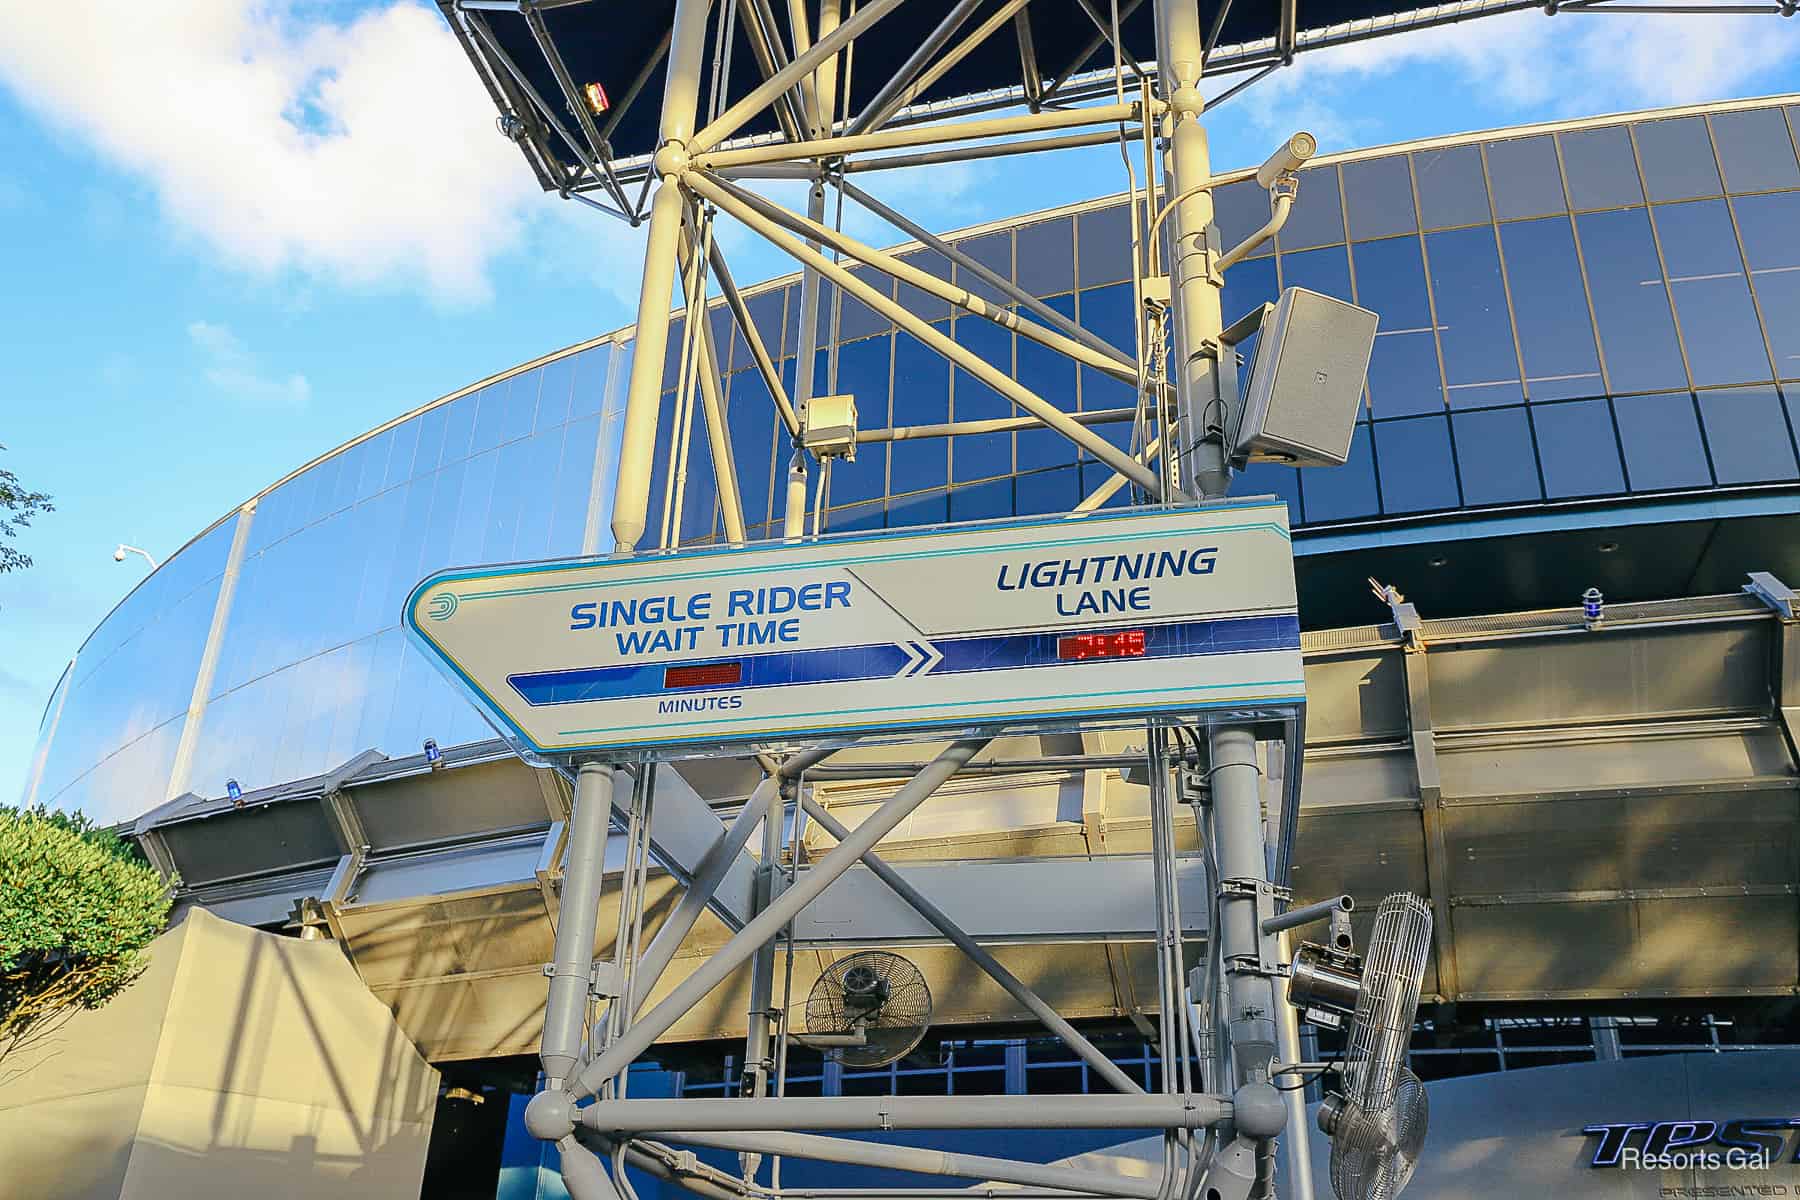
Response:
[859,407,1137,444]
[741,773,785,1105]
[846,0,988,135]
[610,0,715,551]
[543,763,620,1086]
[579,1092,1226,1132]
[565,738,989,1101]
[1155,0,1229,499]
[708,240,800,437]
[797,793,1145,1095]
[687,171,1168,496]
[1273,932,1317,1200]
[662,1128,1168,1199]
[835,129,1124,173]
[1210,727,1277,1086]
[865,0,1037,125]
[712,175,1138,382]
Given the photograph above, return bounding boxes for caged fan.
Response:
[1287,892,1435,1200]
[800,950,933,1069]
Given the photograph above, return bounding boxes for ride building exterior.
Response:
[10,94,1800,1200]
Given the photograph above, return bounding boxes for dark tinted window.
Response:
[1575,209,1688,394]
[1558,126,1644,211]
[1015,217,1076,296]
[1278,164,1345,251]
[1301,422,1380,522]
[1696,387,1798,484]
[1426,226,1522,408]
[1453,407,1541,505]
[1735,193,1800,379]
[1413,144,1490,229]
[1016,465,1082,516]
[1709,107,1800,193]
[887,489,948,529]
[950,477,1014,522]
[727,369,778,527]
[1635,117,1723,202]
[954,230,1014,306]
[1281,245,1352,301]
[1532,399,1625,498]
[896,248,953,319]
[838,267,893,341]
[831,337,891,507]
[1499,217,1604,401]
[1343,156,1418,240]
[1016,294,1080,471]
[1374,416,1460,513]
[1076,205,1132,288]
[1615,392,1711,490]
[1353,236,1442,418]
[1486,136,1566,220]
[1231,460,1301,518]
[1213,179,1276,258]
[950,317,1014,480]
[1653,200,1771,388]
[1222,255,1279,329]
[889,328,949,494]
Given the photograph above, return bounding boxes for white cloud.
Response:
[188,319,310,406]
[0,1,541,302]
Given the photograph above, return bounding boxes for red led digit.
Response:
[1057,629,1148,661]
[663,661,744,688]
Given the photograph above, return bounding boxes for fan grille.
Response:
[805,951,932,1069]
[1329,1069,1428,1200]
[1343,892,1433,1114]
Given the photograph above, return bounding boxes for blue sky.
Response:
[1,1,1796,802]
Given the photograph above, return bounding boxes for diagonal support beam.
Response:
[567,738,989,1101]
[846,0,989,135]
[689,0,907,156]
[687,170,1170,497]
[706,240,800,438]
[677,224,748,544]
[798,792,1145,1095]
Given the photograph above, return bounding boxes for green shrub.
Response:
[0,805,172,1067]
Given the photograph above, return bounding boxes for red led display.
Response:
[663,661,744,689]
[1056,629,1148,661]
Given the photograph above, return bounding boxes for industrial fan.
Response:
[801,951,932,1068]
[1287,892,1434,1200]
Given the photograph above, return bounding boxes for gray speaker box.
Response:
[1232,286,1379,468]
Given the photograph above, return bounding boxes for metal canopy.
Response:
[438,0,1542,191]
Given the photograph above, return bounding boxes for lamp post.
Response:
[113,543,158,570]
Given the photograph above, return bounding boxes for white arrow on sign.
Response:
[894,638,944,679]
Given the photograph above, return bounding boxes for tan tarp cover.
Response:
[0,907,438,1200]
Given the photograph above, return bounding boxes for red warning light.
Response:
[663,661,743,689]
[1056,629,1147,661]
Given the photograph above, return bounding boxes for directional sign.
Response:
[404,501,1303,757]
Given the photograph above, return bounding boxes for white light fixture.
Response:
[114,543,158,569]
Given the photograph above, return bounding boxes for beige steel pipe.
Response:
[845,0,989,135]
[706,174,1140,385]
[706,239,800,437]
[566,738,989,1101]
[837,128,1124,173]
[876,0,1037,122]
[689,0,906,156]
[859,406,1138,444]
[580,1093,1227,1132]
[698,100,1157,170]
[1073,434,1163,515]
[688,171,1170,498]
[678,231,749,545]
[1214,190,1295,276]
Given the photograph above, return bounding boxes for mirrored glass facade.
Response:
[24,98,1800,824]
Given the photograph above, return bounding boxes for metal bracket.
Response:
[1222,877,1290,977]
[1370,578,1426,651]
[1746,571,1797,621]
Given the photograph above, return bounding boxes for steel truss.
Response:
[436,3,1793,1199]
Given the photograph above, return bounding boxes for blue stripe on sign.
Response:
[506,614,1299,708]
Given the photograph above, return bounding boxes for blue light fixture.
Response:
[1582,587,1604,629]
[424,738,442,769]
[226,778,243,804]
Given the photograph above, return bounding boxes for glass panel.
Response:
[1709,107,1800,193]
[1574,209,1688,394]
[1634,116,1722,202]
[1485,136,1565,220]
[949,477,1014,522]
[737,288,786,366]
[1076,204,1132,288]
[439,392,478,464]
[1498,218,1604,401]
[1077,284,1136,432]
[950,316,1014,481]
[1015,465,1081,517]
[829,500,884,533]
[886,488,948,530]
[471,382,510,453]
[1653,200,1771,388]
[890,328,950,495]
[1016,216,1077,296]
[1559,126,1644,211]
[1451,407,1541,505]
[1352,236,1442,418]
[355,428,394,501]
[1374,416,1460,513]
[838,266,891,341]
[1017,295,1079,471]
[728,367,779,529]
[536,354,576,431]
[1413,144,1490,230]
[1221,255,1278,331]
[570,344,611,419]
[383,415,423,490]
[1426,226,1522,408]
[1531,399,1625,499]
[954,230,1013,306]
[1212,179,1275,258]
[547,414,600,556]
[449,449,498,565]
[1734,192,1800,380]
[1614,391,1711,490]
[1300,422,1379,521]
[1343,155,1418,241]
[832,337,891,508]
[412,403,449,476]
[1277,164,1344,251]
[1695,386,1798,484]
[895,249,952,320]
[678,404,718,546]
[1229,459,1300,519]
[501,368,540,445]
[1280,245,1352,302]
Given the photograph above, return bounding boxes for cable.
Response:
[1272,1047,1343,1092]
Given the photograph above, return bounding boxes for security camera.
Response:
[113,546,127,563]
[1256,131,1318,189]
[496,113,526,143]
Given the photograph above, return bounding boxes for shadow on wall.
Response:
[0,907,440,1200]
